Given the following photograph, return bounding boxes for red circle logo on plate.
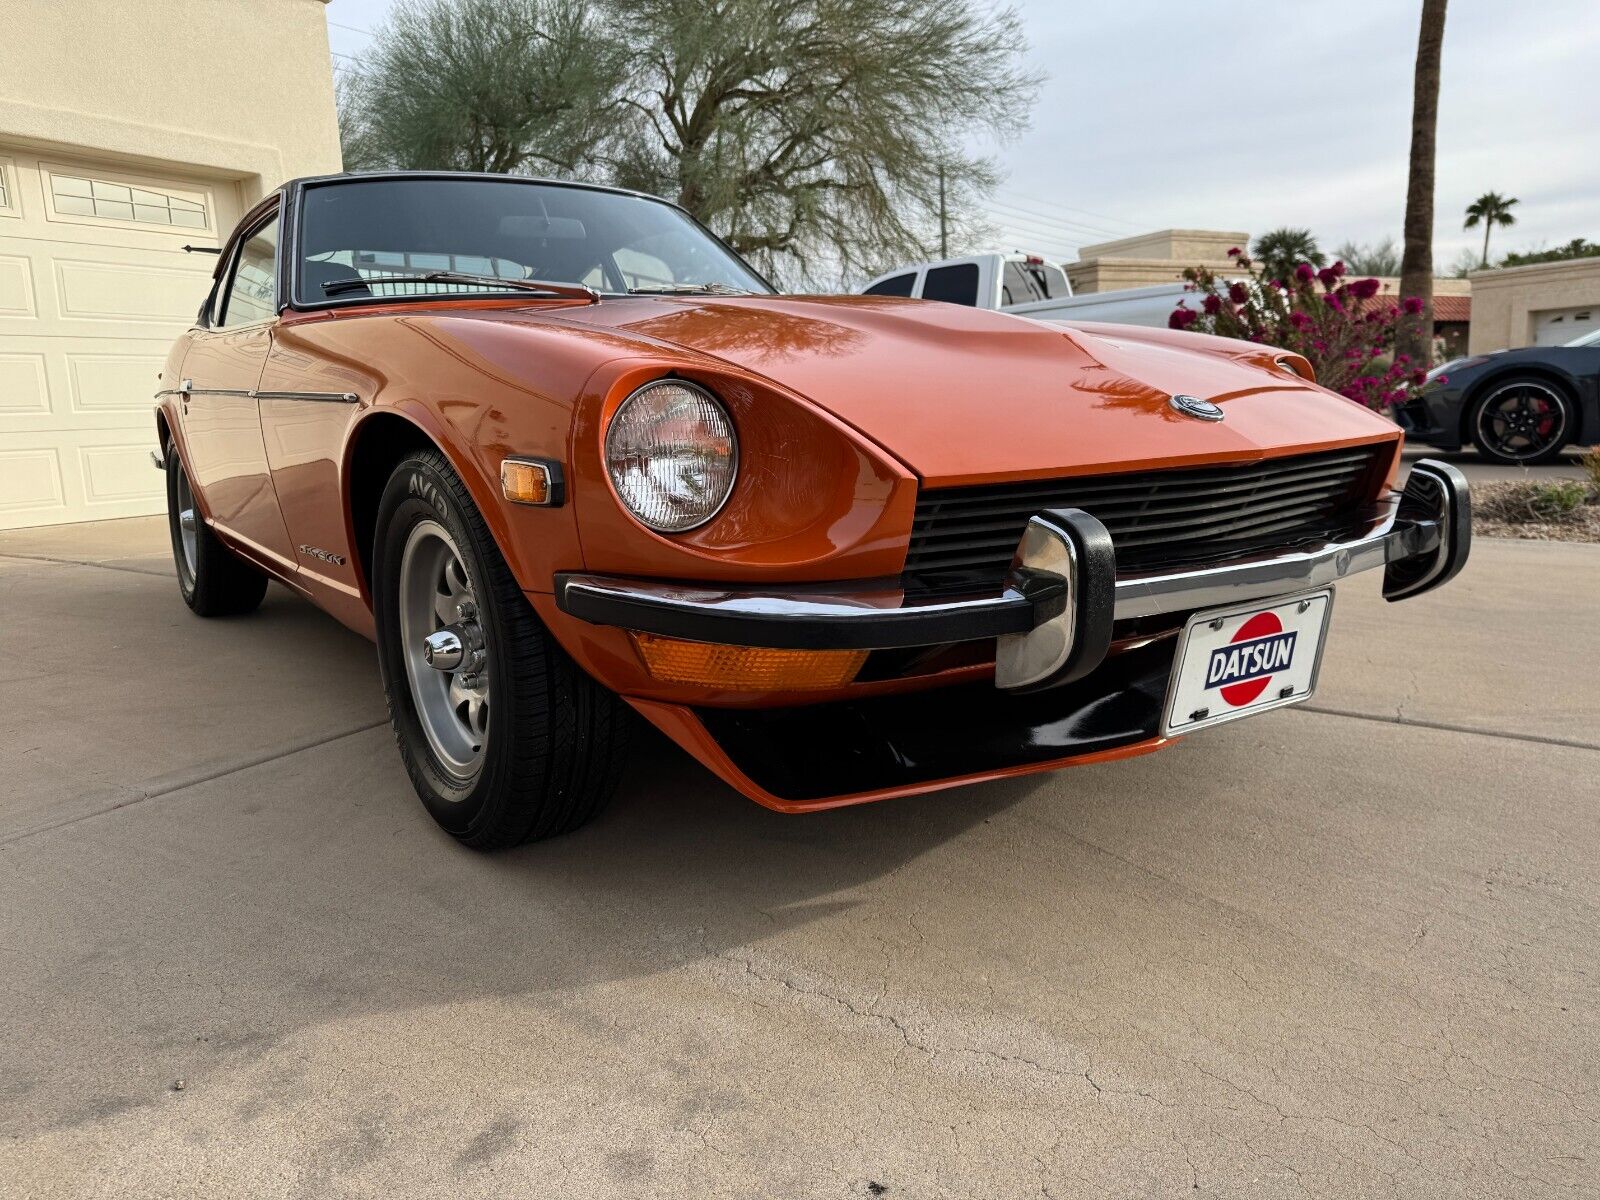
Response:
[1219,611,1283,707]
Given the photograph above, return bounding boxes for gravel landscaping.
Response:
[1473,476,1600,543]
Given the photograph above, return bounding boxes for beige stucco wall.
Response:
[1467,257,1600,353]
[0,0,341,203]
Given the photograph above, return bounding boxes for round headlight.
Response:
[605,380,737,532]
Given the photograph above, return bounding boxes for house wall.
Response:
[1066,229,1248,294]
[1468,257,1600,352]
[0,0,341,201]
[0,0,341,528]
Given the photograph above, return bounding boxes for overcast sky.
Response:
[325,0,1596,268]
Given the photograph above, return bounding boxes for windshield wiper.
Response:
[321,272,598,302]
[625,282,751,296]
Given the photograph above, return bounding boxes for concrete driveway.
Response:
[2,516,1597,1198]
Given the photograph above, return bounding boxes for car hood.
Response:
[545,295,1399,487]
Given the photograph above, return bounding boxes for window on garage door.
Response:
[217,213,279,328]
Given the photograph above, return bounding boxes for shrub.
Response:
[1170,250,1427,412]
[1583,445,1600,490]
[1477,480,1589,524]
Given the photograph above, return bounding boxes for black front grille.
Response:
[905,445,1385,588]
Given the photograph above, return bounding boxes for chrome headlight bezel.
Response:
[604,379,739,534]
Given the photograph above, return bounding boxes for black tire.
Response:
[165,443,268,617]
[1468,375,1575,465]
[372,449,629,848]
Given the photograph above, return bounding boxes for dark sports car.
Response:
[1398,328,1600,464]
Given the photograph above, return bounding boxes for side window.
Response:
[864,272,916,297]
[217,213,280,328]
[921,263,980,306]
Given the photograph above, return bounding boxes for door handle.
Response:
[180,378,192,414]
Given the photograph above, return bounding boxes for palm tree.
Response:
[1463,191,1518,267]
[1251,228,1325,282]
[1397,0,1448,368]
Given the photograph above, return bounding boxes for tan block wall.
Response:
[1077,229,1250,263]
[1467,257,1600,353]
[0,0,341,203]
[1066,256,1239,294]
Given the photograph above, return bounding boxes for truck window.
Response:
[922,263,980,306]
[1002,260,1070,306]
[864,272,916,297]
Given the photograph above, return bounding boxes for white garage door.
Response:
[1534,306,1598,347]
[0,149,243,529]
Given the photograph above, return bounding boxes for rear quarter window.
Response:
[865,272,916,297]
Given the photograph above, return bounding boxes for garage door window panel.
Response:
[0,157,15,216]
[44,167,211,233]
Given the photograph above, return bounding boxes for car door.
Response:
[255,323,366,601]
[179,204,297,571]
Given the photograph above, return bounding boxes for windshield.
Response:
[294,177,772,305]
[1564,327,1600,348]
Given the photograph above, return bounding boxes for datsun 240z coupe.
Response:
[154,172,1471,849]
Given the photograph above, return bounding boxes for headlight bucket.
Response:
[604,379,738,532]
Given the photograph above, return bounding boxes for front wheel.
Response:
[372,449,629,849]
[1469,377,1574,465]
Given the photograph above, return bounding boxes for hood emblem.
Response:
[1170,394,1225,422]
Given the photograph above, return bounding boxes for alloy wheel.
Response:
[398,519,490,786]
[1475,381,1568,462]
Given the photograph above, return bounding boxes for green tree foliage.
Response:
[339,0,622,176]
[1334,237,1400,276]
[338,0,1039,286]
[1500,238,1597,267]
[1251,228,1325,283]
[1463,191,1518,267]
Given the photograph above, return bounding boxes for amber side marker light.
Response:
[629,632,867,691]
[501,457,564,506]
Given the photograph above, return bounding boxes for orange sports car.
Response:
[153,172,1471,849]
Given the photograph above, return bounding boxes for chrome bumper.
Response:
[554,458,1471,690]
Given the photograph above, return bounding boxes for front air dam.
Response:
[626,638,1178,812]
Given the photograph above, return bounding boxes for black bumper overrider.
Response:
[555,458,1471,695]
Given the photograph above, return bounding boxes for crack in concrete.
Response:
[0,551,171,579]
[1,719,389,846]
[1296,703,1600,753]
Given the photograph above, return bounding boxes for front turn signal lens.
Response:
[629,632,867,691]
[501,457,562,506]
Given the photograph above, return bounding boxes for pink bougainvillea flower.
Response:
[1317,266,1339,288]
[1402,296,1425,314]
[1289,311,1312,330]
[1324,293,1344,312]
[1227,247,1241,257]
[1269,279,1284,290]
[1294,263,1315,282]
[1202,293,1222,314]
[1227,282,1249,305]
[1168,307,1198,330]
[1333,260,1347,278]
[1349,277,1381,300]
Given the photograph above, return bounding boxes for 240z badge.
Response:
[298,544,347,566]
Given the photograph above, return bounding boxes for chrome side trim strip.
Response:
[254,390,360,403]
[154,386,361,403]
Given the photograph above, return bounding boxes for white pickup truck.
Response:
[860,252,1193,329]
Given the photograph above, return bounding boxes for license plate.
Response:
[1161,589,1334,736]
